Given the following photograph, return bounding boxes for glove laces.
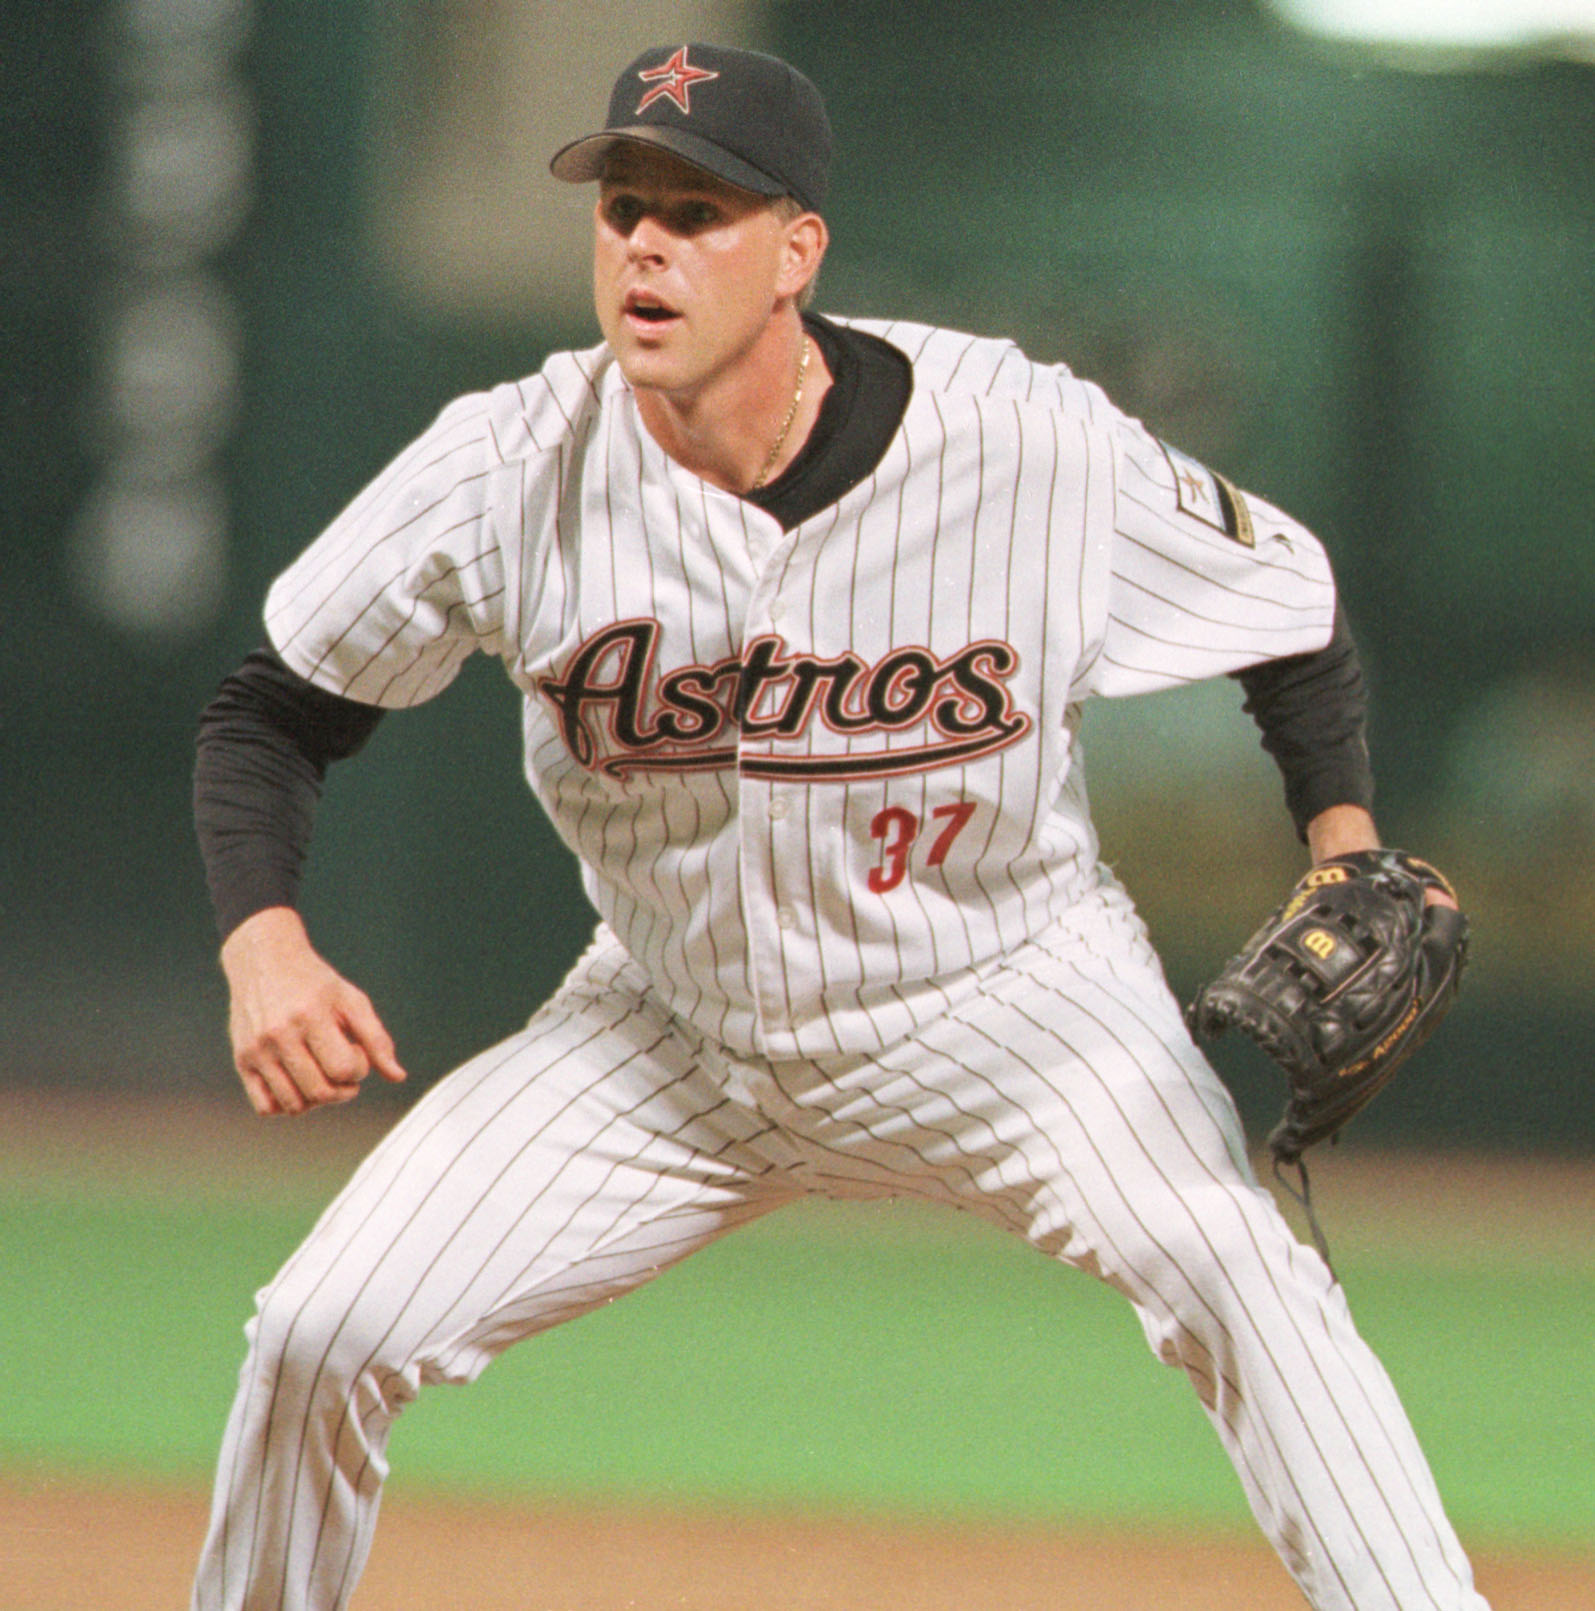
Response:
[1272,1152,1337,1279]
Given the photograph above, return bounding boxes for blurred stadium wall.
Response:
[5,0,1593,1148]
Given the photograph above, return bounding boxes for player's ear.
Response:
[778,211,828,303]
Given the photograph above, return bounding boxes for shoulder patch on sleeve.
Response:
[1159,440,1255,547]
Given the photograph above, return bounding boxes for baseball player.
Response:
[191,44,1488,1611]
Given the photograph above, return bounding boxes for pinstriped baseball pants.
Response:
[191,918,1488,1611]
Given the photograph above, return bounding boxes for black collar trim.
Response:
[745,313,913,531]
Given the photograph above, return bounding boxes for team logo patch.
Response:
[1160,441,1255,547]
[636,46,720,115]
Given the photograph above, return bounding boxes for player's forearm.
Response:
[1235,604,1375,841]
[194,705,323,940]
[194,647,385,941]
[194,721,320,940]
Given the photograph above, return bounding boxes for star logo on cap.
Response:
[635,46,720,115]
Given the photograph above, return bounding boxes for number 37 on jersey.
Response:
[867,800,978,893]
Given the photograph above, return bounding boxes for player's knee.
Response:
[246,1272,404,1397]
[1123,1178,1292,1317]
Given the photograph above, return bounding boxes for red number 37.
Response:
[868,802,978,893]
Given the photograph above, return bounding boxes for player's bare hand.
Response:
[219,906,408,1116]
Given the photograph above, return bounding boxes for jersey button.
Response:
[776,906,797,930]
[768,797,789,820]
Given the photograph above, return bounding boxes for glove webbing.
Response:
[1271,1153,1336,1280]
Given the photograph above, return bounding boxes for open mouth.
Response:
[624,289,681,328]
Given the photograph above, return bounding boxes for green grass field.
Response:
[2,1160,1590,1552]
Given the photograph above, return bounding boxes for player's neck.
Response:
[634,314,832,496]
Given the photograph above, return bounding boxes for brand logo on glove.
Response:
[1303,866,1352,889]
[1339,1000,1422,1078]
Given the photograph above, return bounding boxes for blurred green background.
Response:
[3,0,1594,1565]
[3,1119,1591,1551]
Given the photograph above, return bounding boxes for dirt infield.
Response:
[5,1473,1593,1611]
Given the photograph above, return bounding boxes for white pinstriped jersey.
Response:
[265,319,1337,1059]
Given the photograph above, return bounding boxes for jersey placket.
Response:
[734,517,816,1050]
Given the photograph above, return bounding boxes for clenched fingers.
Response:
[219,909,408,1118]
[230,993,406,1117]
[234,1017,365,1116]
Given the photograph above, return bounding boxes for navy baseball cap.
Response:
[549,44,832,212]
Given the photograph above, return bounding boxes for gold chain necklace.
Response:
[750,336,811,491]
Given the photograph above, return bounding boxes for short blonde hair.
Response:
[773,195,822,311]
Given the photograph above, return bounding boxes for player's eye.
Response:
[602,194,645,233]
[673,200,721,232]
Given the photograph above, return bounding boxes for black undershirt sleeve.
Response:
[194,647,385,939]
[1234,603,1376,841]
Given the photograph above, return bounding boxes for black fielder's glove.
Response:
[1187,849,1469,1167]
